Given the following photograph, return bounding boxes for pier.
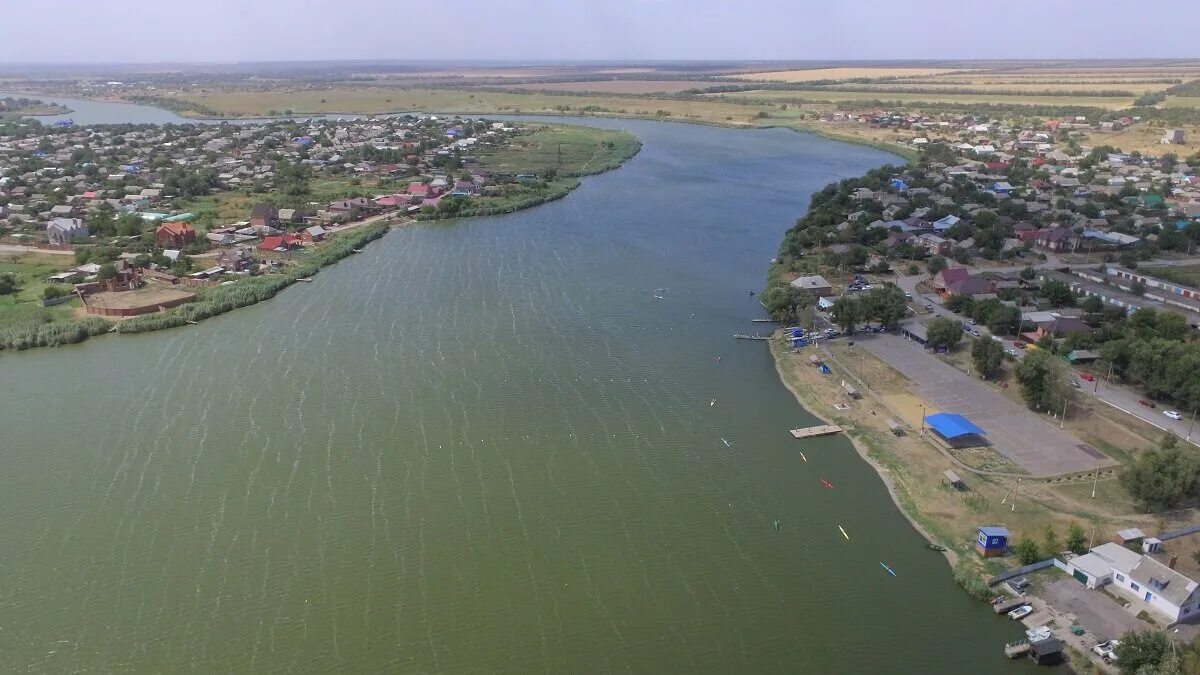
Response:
[789,424,845,439]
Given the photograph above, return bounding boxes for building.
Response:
[1036,227,1080,252]
[925,412,988,448]
[1064,542,1141,589]
[301,225,327,242]
[249,203,279,229]
[46,217,88,245]
[789,275,833,297]
[976,526,1009,558]
[1110,556,1200,624]
[216,247,254,273]
[1163,129,1186,145]
[944,275,996,299]
[155,221,196,248]
[1115,528,1146,547]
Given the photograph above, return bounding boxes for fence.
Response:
[1157,524,1200,542]
[987,559,1056,586]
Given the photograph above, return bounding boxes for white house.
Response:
[1065,542,1140,589]
[1110,556,1200,624]
[46,217,88,245]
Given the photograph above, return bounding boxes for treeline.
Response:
[1099,307,1200,412]
[124,95,225,118]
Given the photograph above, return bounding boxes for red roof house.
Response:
[155,221,196,248]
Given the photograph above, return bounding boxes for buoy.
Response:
[839,525,850,541]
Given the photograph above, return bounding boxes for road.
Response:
[0,244,73,255]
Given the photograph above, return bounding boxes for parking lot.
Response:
[858,332,1114,476]
[1041,579,1147,644]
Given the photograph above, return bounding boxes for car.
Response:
[1070,379,1080,388]
[904,291,913,299]
[968,328,980,337]
[1006,348,1019,357]
[1015,342,1026,350]
[1138,399,1156,408]
[1093,640,1120,662]
[1165,410,1183,420]
[1008,605,1033,620]
[1079,373,1095,382]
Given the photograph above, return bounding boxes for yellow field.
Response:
[169,87,785,125]
[711,88,1136,109]
[823,81,1172,94]
[1083,124,1200,156]
[484,80,708,94]
[723,67,962,82]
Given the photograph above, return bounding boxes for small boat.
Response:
[926,543,947,552]
[772,519,781,531]
[820,479,835,489]
[838,525,850,541]
[751,318,775,323]
[798,451,807,462]
[880,562,897,577]
[720,438,731,448]
[710,399,716,407]
[186,320,198,325]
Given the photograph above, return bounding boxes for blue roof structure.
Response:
[924,412,985,438]
[979,526,1010,538]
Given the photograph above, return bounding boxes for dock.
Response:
[1004,640,1031,659]
[789,424,845,439]
[733,333,770,341]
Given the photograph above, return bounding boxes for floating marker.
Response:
[880,562,897,577]
[839,525,850,541]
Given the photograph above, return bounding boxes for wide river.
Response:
[0,98,1029,672]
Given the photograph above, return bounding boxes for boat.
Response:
[720,438,732,448]
[880,562,897,577]
[838,525,850,541]
[733,333,769,341]
[820,479,834,489]
[926,543,947,552]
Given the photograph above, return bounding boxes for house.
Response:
[1064,542,1141,589]
[301,225,327,242]
[155,221,196,248]
[1029,639,1064,666]
[975,526,1009,558]
[258,234,301,253]
[49,204,76,218]
[789,275,833,297]
[1110,556,1200,624]
[1115,528,1146,547]
[46,217,88,245]
[216,247,255,272]
[1162,129,1186,145]
[932,267,969,292]
[932,215,961,231]
[917,233,950,254]
[945,275,996,298]
[249,203,279,229]
[1035,227,1079,252]
[1033,316,1093,339]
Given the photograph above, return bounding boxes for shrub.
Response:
[953,563,993,602]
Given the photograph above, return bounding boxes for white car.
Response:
[1093,640,1120,662]
[1005,348,1019,357]
[1164,410,1183,421]
[1008,605,1033,620]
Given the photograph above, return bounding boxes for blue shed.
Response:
[976,526,1010,557]
[890,178,909,191]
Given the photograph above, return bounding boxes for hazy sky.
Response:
[6,0,1200,63]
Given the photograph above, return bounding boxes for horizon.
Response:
[5,0,1200,64]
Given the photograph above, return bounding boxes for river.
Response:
[0,97,1030,672]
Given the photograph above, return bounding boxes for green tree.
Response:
[830,296,862,333]
[1120,445,1200,512]
[97,263,118,281]
[1066,522,1087,554]
[986,304,1021,335]
[1013,535,1041,565]
[863,285,908,327]
[1042,525,1061,558]
[926,317,964,351]
[971,337,1004,379]
[1041,279,1076,307]
[1015,349,1072,412]
[761,283,811,323]
[1019,265,1036,281]
[0,272,16,295]
[927,255,948,276]
[1115,630,1169,675]
[907,263,919,276]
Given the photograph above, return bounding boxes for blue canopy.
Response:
[924,412,985,438]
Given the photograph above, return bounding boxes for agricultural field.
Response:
[722,67,963,82]
[484,80,709,94]
[709,88,1137,110]
[1165,97,1200,108]
[1082,123,1200,156]
[821,81,1173,95]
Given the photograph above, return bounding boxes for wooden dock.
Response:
[789,424,845,439]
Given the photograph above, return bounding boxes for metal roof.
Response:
[924,412,986,438]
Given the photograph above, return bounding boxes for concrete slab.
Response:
[857,332,1113,476]
[1041,579,1148,642]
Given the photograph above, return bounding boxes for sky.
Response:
[4,0,1200,64]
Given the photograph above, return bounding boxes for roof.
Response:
[978,526,1010,537]
[938,267,970,285]
[947,276,995,296]
[1117,527,1146,540]
[157,221,193,236]
[1091,542,1142,573]
[1129,556,1199,606]
[943,469,963,484]
[925,413,986,439]
[1030,638,1063,657]
[790,275,831,290]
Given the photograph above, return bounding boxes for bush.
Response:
[0,316,111,351]
[43,285,69,300]
[952,563,993,602]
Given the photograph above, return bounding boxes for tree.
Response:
[1115,630,1169,675]
[1015,349,1072,412]
[1066,522,1087,554]
[0,272,16,295]
[863,285,907,327]
[926,317,964,351]
[761,283,811,323]
[96,263,118,281]
[830,296,862,333]
[907,263,919,276]
[1120,445,1200,512]
[927,255,948,276]
[986,304,1020,336]
[1019,265,1036,281]
[1041,279,1076,307]
[971,337,1004,379]
[1042,525,1061,558]
[1013,536,1041,565]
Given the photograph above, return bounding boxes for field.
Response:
[822,81,1173,95]
[475,124,641,175]
[178,178,383,231]
[483,80,709,94]
[1082,123,1200,156]
[723,67,963,82]
[711,88,1137,109]
[0,253,81,327]
[168,87,780,125]
[1165,97,1200,108]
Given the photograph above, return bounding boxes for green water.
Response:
[0,118,1030,673]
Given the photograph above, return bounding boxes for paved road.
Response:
[0,244,73,255]
[855,332,1113,476]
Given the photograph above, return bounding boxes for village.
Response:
[0,113,637,345]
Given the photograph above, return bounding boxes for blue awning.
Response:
[924,412,985,438]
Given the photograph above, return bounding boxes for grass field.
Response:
[475,124,641,175]
[1165,97,1200,108]
[723,67,963,82]
[1140,266,1200,288]
[483,80,709,94]
[169,87,780,125]
[1083,124,1200,155]
[711,88,1137,109]
[821,81,1173,95]
[0,253,80,327]
[178,178,383,231]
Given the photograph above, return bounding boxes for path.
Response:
[0,244,73,255]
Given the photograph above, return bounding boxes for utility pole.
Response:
[1189,409,1198,442]
[1060,396,1069,430]
[1091,466,1099,499]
